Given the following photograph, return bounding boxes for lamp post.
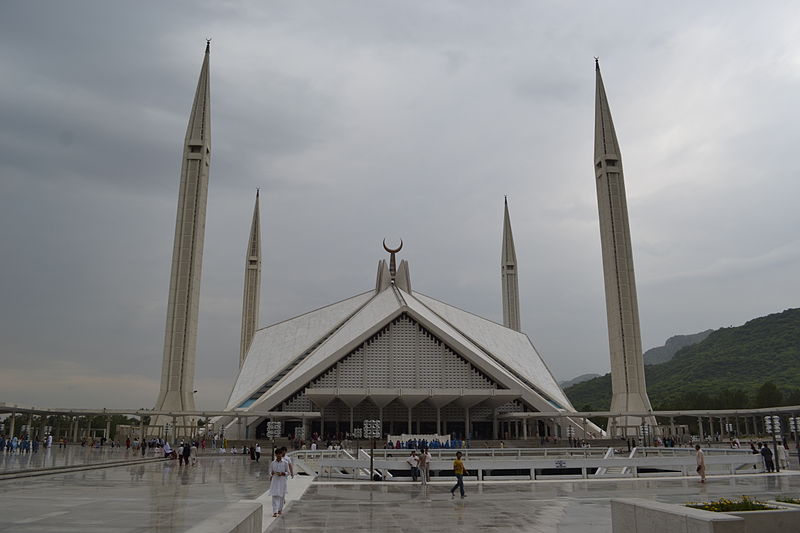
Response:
[789,416,799,468]
[266,421,281,459]
[363,419,382,481]
[354,427,363,455]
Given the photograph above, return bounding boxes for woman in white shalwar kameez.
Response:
[268,450,289,517]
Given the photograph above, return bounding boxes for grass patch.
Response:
[776,497,800,505]
[686,496,776,512]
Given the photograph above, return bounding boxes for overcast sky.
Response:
[1,2,798,410]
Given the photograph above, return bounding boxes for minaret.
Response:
[501,197,521,332]
[593,60,654,435]
[239,190,261,367]
[153,42,211,423]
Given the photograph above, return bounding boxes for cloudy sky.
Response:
[1,2,798,410]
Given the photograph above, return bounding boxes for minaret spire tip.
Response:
[594,56,599,70]
[205,38,211,53]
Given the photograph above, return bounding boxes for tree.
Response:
[754,381,783,408]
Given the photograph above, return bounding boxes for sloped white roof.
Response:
[230,281,578,418]
[225,291,373,409]
[412,292,573,409]
[244,287,403,410]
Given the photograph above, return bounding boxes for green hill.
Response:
[565,308,800,411]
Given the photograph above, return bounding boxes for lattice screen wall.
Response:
[291,313,495,394]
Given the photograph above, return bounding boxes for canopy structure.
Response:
[221,259,604,441]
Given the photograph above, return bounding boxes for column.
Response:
[173,415,178,442]
[9,412,15,438]
[55,417,62,440]
[522,418,528,439]
[407,407,412,434]
[708,417,714,441]
[72,417,79,442]
[105,417,111,441]
[697,417,704,441]
[349,407,354,433]
[669,417,675,438]
[736,416,741,437]
[492,409,498,440]
[26,414,33,438]
[464,407,470,440]
[436,407,441,436]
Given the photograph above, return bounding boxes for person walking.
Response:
[268,449,289,517]
[406,450,419,481]
[760,442,775,473]
[695,444,706,483]
[255,443,262,463]
[450,451,468,499]
[418,448,430,486]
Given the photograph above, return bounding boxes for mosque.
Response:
[152,42,653,440]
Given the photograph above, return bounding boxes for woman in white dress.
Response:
[268,449,289,517]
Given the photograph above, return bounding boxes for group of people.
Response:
[162,440,199,465]
[385,438,465,450]
[405,449,469,498]
[749,440,791,472]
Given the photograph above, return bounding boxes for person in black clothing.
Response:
[181,441,191,466]
[760,442,775,472]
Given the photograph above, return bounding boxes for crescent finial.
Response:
[383,239,403,254]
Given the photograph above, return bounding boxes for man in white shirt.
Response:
[406,451,419,481]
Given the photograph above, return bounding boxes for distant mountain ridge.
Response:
[564,308,800,410]
[559,373,600,389]
[643,330,713,365]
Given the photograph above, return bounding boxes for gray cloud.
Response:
[1,1,798,409]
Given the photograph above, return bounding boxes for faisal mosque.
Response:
[152,42,653,440]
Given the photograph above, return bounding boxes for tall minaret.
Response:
[153,42,211,422]
[239,190,261,367]
[501,197,521,332]
[593,60,654,435]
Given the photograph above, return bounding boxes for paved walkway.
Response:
[2,453,799,533]
[267,474,800,533]
[0,455,278,532]
[0,446,148,473]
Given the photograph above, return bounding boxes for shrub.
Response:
[686,496,775,512]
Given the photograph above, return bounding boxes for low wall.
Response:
[613,498,800,533]
[185,500,262,533]
[612,499,744,533]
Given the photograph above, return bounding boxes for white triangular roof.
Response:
[225,291,373,409]
[412,292,572,409]
[229,284,577,415]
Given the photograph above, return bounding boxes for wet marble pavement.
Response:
[0,455,273,532]
[0,446,148,473]
[267,474,800,533]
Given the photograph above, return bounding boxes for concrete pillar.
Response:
[9,412,15,437]
[669,417,675,438]
[105,417,111,441]
[464,407,470,440]
[735,416,740,437]
[407,407,412,434]
[436,407,441,436]
[39,415,47,440]
[26,414,33,438]
[708,417,714,440]
[173,415,179,443]
[492,409,498,440]
[522,418,528,439]
[697,417,704,441]
[349,407,354,433]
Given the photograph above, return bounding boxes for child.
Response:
[450,451,468,498]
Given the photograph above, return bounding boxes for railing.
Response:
[312,447,764,481]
